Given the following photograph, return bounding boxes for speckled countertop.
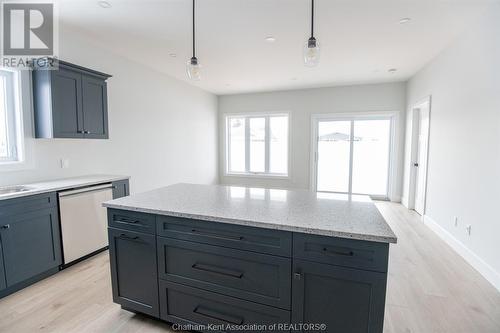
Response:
[103,183,397,244]
[0,175,130,201]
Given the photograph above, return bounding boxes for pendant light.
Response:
[304,0,320,67]
[186,0,201,80]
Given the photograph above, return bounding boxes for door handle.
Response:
[414,163,419,167]
[294,272,302,280]
[1,224,10,229]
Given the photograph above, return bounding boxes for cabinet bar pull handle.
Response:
[322,247,354,257]
[193,306,244,325]
[191,229,244,241]
[192,263,244,279]
[119,233,139,240]
[115,216,141,225]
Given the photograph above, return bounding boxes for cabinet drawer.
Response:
[159,280,290,332]
[157,237,291,309]
[0,192,57,218]
[107,209,156,234]
[293,233,389,273]
[157,215,292,257]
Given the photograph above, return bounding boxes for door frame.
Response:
[310,111,398,200]
[408,96,432,215]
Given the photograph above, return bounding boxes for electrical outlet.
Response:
[454,216,458,227]
[60,158,70,169]
[466,225,472,236]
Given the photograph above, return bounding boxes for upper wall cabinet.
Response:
[32,58,112,139]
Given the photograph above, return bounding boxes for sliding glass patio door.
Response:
[314,116,392,199]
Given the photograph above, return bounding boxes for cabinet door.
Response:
[112,180,129,199]
[51,68,84,138]
[292,260,387,333]
[108,228,159,317]
[82,74,109,139]
[0,240,6,291]
[1,207,62,287]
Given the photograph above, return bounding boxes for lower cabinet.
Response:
[1,207,62,287]
[292,259,387,333]
[0,240,6,291]
[159,280,290,333]
[0,193,62,297]
[108,227,159,317]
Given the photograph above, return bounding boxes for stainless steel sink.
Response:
[0,185,35,195]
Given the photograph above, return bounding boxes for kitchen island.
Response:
[103,183,396,333]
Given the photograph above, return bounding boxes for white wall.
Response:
[0,25,218,193]
[403,6,500,289]
[218,82,407,200]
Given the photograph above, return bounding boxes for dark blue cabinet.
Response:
[0,237,6,291]
[82,74,109,139]
[108,209,389,332]
[108,227,159,317]
[112,180,130,199]
[32,58,111,139]
[1,207,62,286]
[292,259,387,333]
[50,67,84,138]
[0,193,62,298]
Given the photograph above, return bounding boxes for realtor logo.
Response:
[1,1,58,68]
[2,2,53,55]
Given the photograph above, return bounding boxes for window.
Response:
[226,113,289,176]
[0,69,22,164]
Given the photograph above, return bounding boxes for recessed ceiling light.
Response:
[169,53,177,58]
[98,1,112,8]
[399,18,411,24]
[388,68,397,73]
[265,36,276,43]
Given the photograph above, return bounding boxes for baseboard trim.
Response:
[423,215,500,292]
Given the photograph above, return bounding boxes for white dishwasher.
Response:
[58,183,113,265]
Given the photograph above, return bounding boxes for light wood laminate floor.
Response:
[0,202,499,332]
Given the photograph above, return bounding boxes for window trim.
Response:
[0,68,24,165]
[224,111,291,179]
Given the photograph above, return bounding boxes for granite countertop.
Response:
[0,174,130,201]
[103,183,397,244]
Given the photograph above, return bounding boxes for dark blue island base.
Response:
[107,208,389,333]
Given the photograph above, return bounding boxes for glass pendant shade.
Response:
[186,56,201,81]
[304,37,320,67]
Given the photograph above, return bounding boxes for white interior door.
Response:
[414,105,430,215]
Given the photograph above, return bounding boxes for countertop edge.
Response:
[0,175,130,201]
[104,203,398,244]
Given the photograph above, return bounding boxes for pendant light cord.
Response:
[311,0,314,38]
[192,0,196,58]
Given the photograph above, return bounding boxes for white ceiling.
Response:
[59,0,497,95]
